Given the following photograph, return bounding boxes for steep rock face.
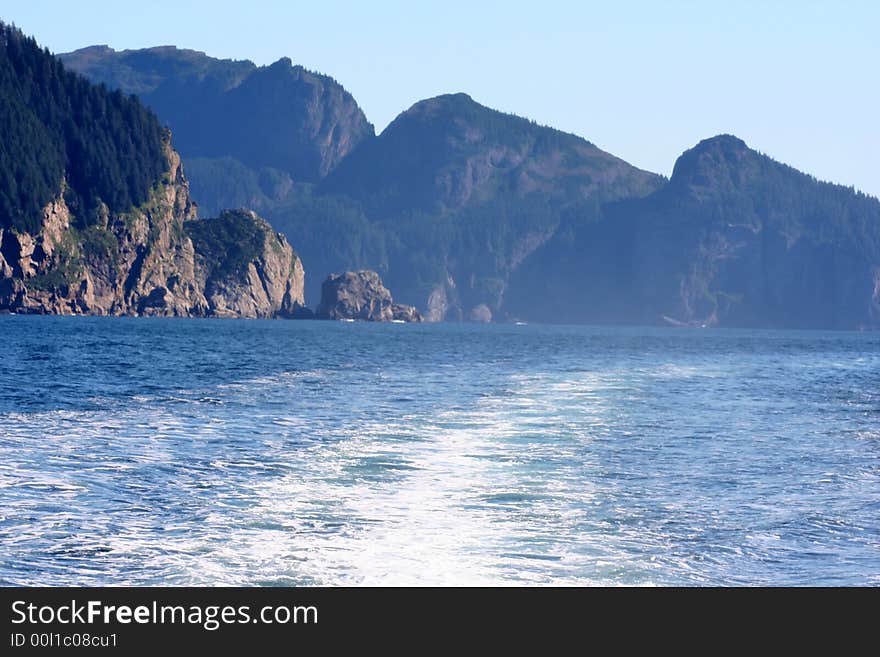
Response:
[425,278,460,323]
[0,141,202,315]
[316,270,422,322]
[61,47,375,183]
[186,209,305,318]
[0,143,305,318]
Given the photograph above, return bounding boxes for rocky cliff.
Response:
[1,24,305,319]
[186,209,305,318]
[0,139,305,318]
[316,270,422,322]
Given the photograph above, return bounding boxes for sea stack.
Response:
[315,270,422,322]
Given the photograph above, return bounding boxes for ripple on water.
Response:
[1,320,878,585]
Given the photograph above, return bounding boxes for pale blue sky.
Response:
[4,1,879,195]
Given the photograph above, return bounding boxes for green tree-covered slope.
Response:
[1,22,167,233]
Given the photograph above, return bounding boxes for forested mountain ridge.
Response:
[319,93,661,215]
[310,92,664,319]
[0,23,305,318]
[1,25,167,235]
[506,135,880,328]
[627,135,880,329]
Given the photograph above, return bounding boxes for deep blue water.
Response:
[0,316,878,585]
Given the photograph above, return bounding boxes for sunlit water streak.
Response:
[1,317,878,585]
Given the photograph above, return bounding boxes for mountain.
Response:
[0,23,304,317]
[61,46,375,188]
[281,94,663,317]
[61,42,880,329]
[320,93,660,215]
[307,93,663,319]
[63,46,665,316]
[507,135,880,329]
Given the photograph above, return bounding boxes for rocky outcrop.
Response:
[391,304,423,323]
[315,270,422,322]
[0,141,305,318]
[186,209,305,318]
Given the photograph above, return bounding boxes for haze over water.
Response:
[1,317,877,585]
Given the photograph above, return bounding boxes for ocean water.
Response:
[0,316,877,586]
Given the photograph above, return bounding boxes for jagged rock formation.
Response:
[315,270,422,322]
[185,209,305,318]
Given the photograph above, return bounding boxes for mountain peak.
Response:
[322,90,662,217]
[401,92,481,119]
[419,92,475,105]
[670,134,757,191]
[69,44,114,55]
[693,134,748,151]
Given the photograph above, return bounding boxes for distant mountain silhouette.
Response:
[508,135,880,328]
[62,46,374,184]
[320,92,660,214]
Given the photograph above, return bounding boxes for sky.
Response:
[4,0,879,196]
